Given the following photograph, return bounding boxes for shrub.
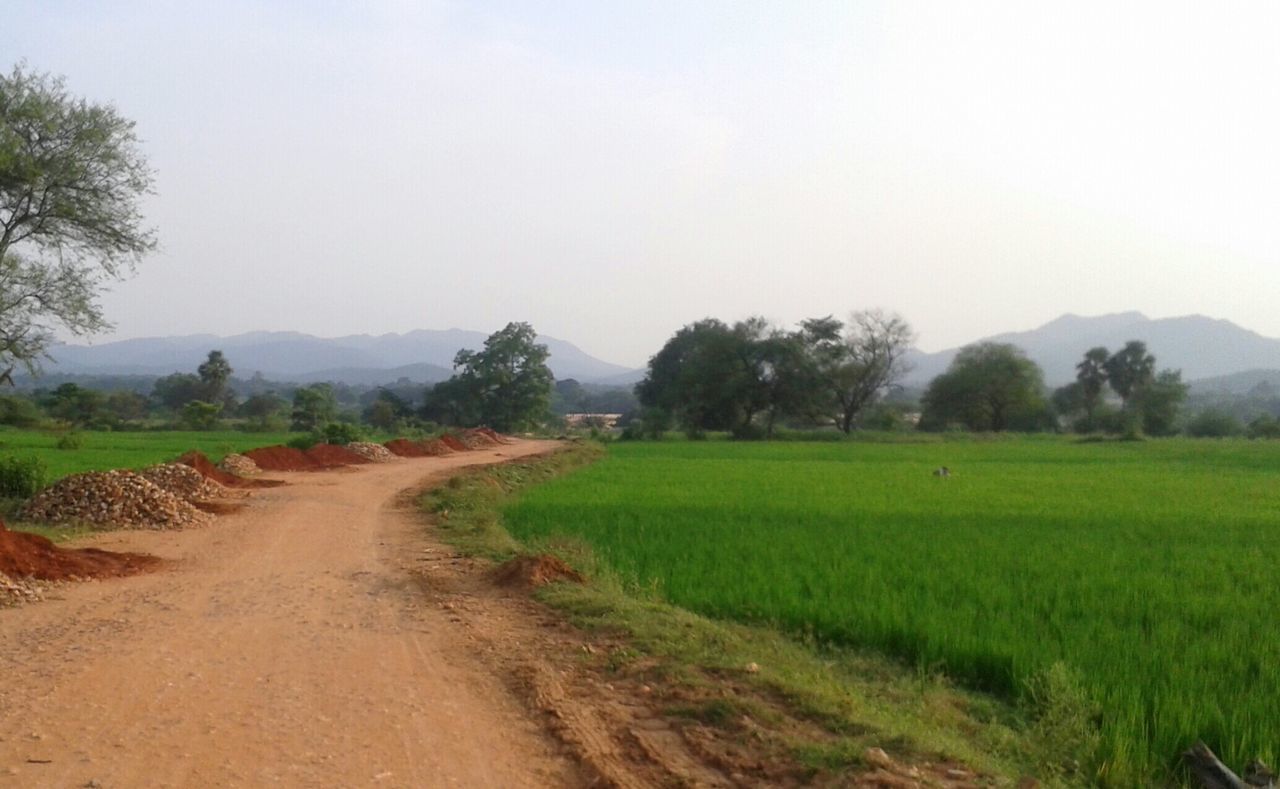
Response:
[286,434,319,451]
[1247,415,1280,439]
[1185,409,1243,438]
[0,395,42,428]
[55,430,85,450]
[1022,662,1101,780]
[322,421,363,445]
[0,455,49,498]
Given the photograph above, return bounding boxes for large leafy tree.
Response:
[151,372,203,412]
[1104,341,1155,413]
[920,342,1049,431]
[291,383,337,432]
[637,318,750,434]
[0,63,155,376]
[1136,369,1188,436]
[447,322,553,432]
[800,310,914,433]
[637,317,806,437]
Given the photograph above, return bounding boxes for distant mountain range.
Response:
[903,312,1280,387]
[41,329,641,386]
[34,313,1280,392]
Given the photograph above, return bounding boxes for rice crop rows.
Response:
[503,438,1280,784]
[0,427,300,480]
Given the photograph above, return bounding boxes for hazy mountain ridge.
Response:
[904,312,1280,386]
[45,329,637,385]
[40,313,1280,391]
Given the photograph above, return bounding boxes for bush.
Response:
[55,430,85,450]
[286,434,319,451]
[1185,409,1243,438]
[1248,414,1280,439]
[0,395,42,428]
[322,421,363,445]
[0,455,49,498]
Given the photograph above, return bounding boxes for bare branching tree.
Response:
[801,309,914,433]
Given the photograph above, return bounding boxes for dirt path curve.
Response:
[0,440,589,788]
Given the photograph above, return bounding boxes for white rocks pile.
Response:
[0,572,45,607]
[218,453,261,476]
[346,442,397,462]
[21,470,212,530]
[139,463,227,502]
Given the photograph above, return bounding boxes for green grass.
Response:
[502,437,1280,785]
[0,427,302,481]
[420,445,1036,783]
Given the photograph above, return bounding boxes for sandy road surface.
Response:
[0,440,587,788]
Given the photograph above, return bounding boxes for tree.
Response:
[1103,341,1155,414]
[240,391,284,431]
[637,319,746,435]
[181,400,222,430]
[151,372,203,412]
[0,63,155,376]
[637,317,784,437]
[197,350,233,404]
[920,343,1049,431]
[291,384,337,432]
[103,389,148,424]
[1136,369,1187,436]
[1075,346,1110,429]
[39,382,102,426]
[800,310,914,433]
[421,375,479,427]
[447,322,553,432]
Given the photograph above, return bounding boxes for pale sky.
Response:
[5,1,1279,367]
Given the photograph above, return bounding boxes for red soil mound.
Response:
[242,445,320,472]
[477,427,508,444]
[490,554,584,590]
[179,452,285,488]
[440,434,469,452]
[305,443,371,466]
[0,520,161,581]
[384,438,428,458]
[419,439,454,456]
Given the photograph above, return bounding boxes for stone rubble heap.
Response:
[0,572,45,607]
[218,453,261,477]
[346,442,397,462]
[138,463,229,502]
[21,470,213,530]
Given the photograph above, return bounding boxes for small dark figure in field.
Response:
[932,466,951,478]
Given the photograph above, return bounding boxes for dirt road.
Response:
[0,440,593,788]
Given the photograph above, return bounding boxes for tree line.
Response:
[634,313,1194,438]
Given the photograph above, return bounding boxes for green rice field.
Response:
[503,437,1280,784]
[0,427,300,480]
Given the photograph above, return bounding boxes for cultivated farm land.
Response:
[0,428,300,480]
[504,438,1280,785]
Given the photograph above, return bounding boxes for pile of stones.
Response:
[218,453,261,476]
[139,463,228,502]
[0,572,45,607]
[21,470,212,530]
[346,442,397,462]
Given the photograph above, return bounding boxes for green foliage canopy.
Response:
[0,63,155,375]
[920,342,1049,431]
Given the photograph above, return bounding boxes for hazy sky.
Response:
[5,1,1280,366]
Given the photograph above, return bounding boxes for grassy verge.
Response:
[419,443,1058,785]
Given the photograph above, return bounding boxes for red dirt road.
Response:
[0,441,586,788]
